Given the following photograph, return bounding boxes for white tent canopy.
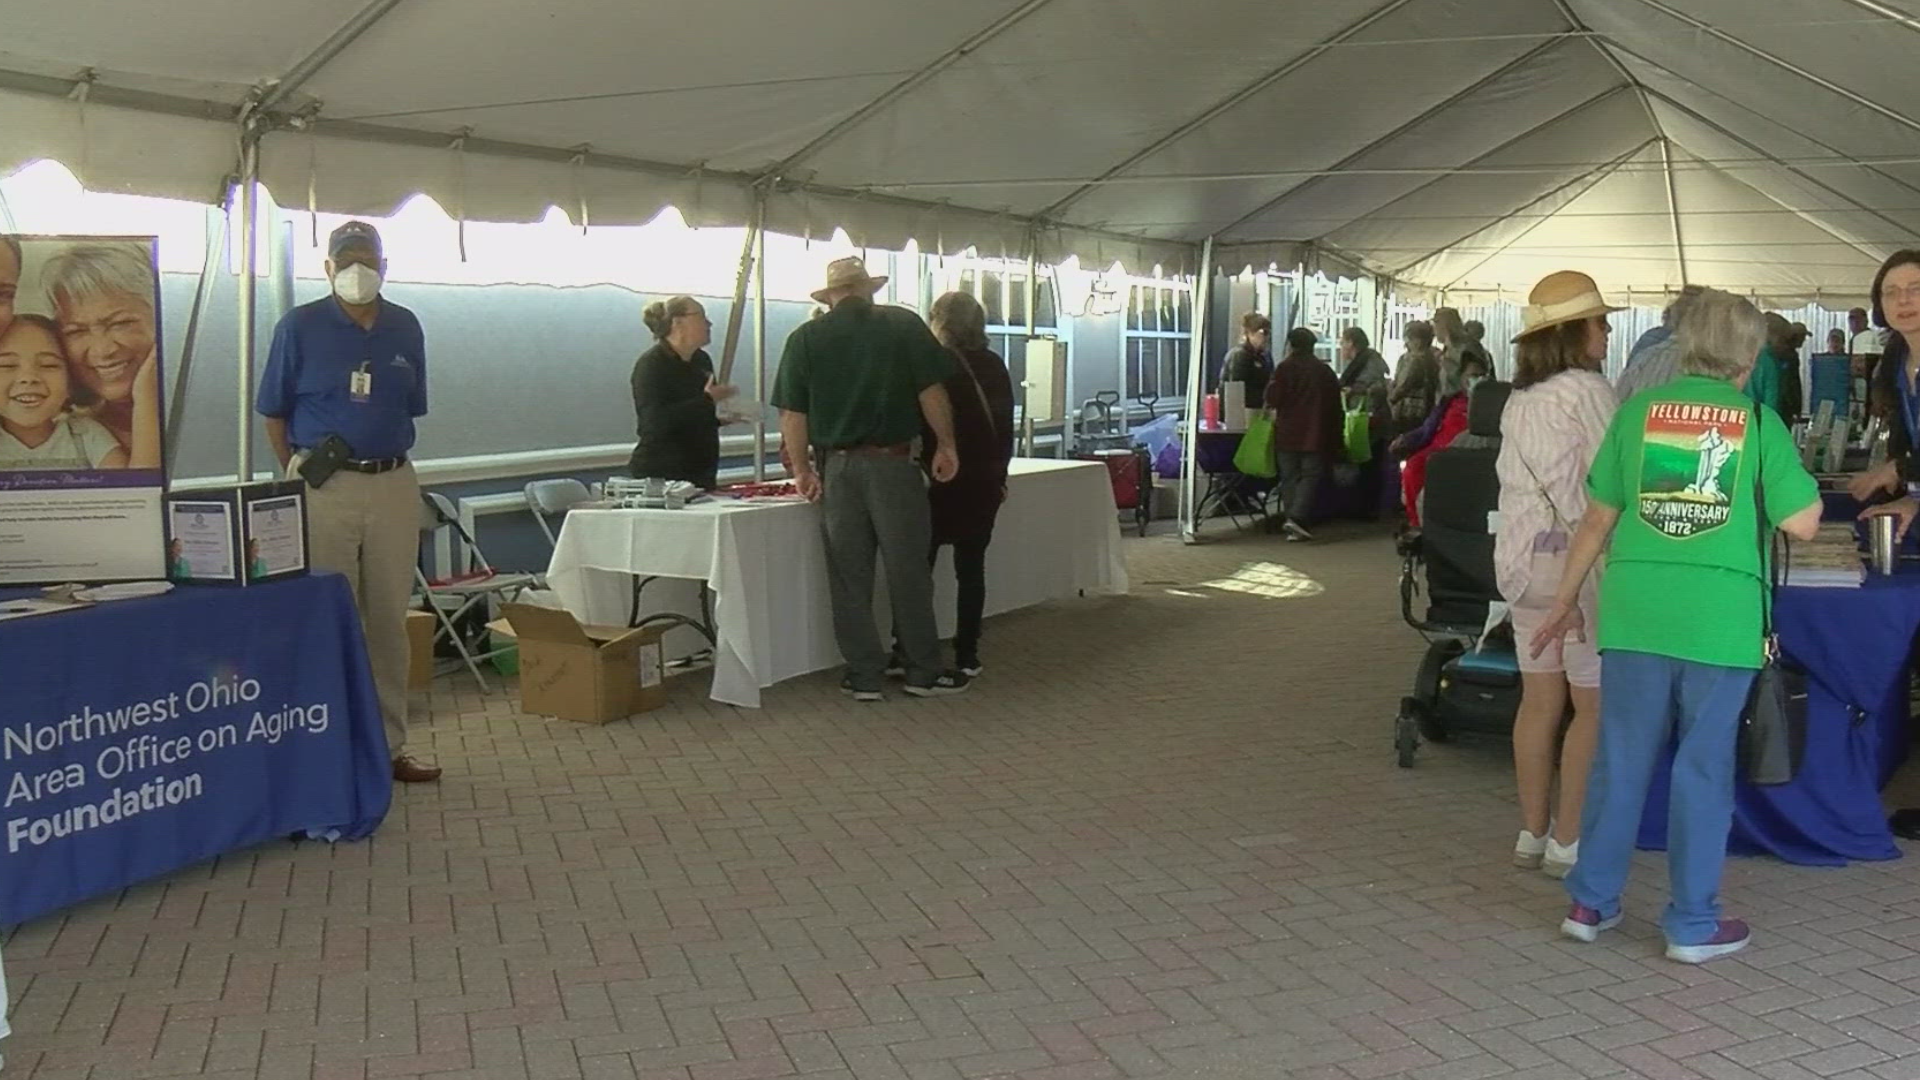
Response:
[4,0,1919,301]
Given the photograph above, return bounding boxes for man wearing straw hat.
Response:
[773,257,971,701]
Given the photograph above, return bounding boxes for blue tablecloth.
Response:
[1,574,392,925]
[1638,566,1919,867]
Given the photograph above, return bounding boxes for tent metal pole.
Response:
[1660,138,1689,285]
[166,201,231,464]
[1042,0,1418,220]
[1180,236,1215,545]
[236,134,261,482]
[714,212,759,386]
[753,195,768,482]
[1623,0,1920,137]
[259,0,408,112]
[1638,85,1907,257]
[1831,0,1920,35]
[1025,239,1040,457]
[1216,35,1572,237]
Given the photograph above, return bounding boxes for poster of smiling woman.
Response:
[0,235,167,584]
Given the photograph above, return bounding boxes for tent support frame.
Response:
[259,0,409,112]
[1427,138,1657,288]
[1041,0,1420,220]
[1217,35,1573,239]
[1660,138,1689,285]
[1178,236,1215,545]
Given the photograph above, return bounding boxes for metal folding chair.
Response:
[415,491,538,691]
[524,478,593,551]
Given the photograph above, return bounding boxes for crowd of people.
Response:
[1226,257,1920,962]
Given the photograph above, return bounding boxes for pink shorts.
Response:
[1508,551,1600,688]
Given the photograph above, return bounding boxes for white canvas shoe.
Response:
[1514,829,1548,869]
[1543,838,1579,879]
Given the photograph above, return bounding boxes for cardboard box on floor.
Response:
[406,610,436,690]
[495,604,667,723]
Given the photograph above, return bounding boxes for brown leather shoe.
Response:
[392,755,442,783]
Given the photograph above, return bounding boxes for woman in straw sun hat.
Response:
[1495,271,1621,881]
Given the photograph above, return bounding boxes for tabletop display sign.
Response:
[0,235,168,586]
[165,482,308,586]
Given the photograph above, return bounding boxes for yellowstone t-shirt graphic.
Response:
[1636,401,1748,538]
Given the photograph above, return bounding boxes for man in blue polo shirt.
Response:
[257,221,440,783]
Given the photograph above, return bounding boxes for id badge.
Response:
[349,368,372,403]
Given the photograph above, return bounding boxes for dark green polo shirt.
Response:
[771,299,956,448]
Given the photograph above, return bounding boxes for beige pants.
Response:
[295,460,420,757]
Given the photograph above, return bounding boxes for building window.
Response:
[937,259,1059,390]
[1123,281,1192,404]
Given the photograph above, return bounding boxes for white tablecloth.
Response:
[546,458,1129,707]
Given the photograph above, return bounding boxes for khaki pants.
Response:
[295,460,420,757]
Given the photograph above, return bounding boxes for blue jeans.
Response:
[1566,650,1755,946]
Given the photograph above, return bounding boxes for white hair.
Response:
[40,242,156,315]
[1676,289,1764,381]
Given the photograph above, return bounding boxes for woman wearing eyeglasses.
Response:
[630,296,738,489]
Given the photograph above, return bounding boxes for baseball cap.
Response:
[328,220,383,260]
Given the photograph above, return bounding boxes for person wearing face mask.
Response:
[256,221,439,784]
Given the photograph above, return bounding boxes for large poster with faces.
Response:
[0,235,167,585]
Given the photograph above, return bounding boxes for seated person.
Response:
[1392,353,1490,528]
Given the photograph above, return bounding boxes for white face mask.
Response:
[332,263,382,305]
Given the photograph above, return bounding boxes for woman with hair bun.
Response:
[629,295,735,488]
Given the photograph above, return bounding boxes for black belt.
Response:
[342,456,408,474]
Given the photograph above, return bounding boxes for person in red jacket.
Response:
[1264,327,1345,541]
[1393,352,1489,528]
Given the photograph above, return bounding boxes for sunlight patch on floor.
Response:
[1195,561,1325,599]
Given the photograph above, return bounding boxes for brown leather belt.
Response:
[825,444,912,457]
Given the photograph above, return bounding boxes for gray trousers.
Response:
[820,451,941,686]
[1275,450,1325,526]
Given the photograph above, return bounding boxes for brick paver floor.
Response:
[6,523,1918,1080]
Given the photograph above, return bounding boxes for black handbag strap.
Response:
[1750,400,1786,645]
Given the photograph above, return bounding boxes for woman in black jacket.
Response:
[628,296,736,488]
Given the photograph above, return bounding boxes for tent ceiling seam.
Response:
[258,0,408,113]
[1640,85,1902,261]
[1623,0,1920,137]
[1666,143,1891,268]
[1605,38,1920,208]
[1038,0,1419,220]
[1216,34,1574,239]
[1303,84,1636,263]
[1433,140,1653,289]
[1407,136,1657,281]
[759,0,1055,182]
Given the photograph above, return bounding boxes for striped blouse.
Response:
[1494,368,1618,603]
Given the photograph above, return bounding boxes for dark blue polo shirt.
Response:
[256,296,427,459]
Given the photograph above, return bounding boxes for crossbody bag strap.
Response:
[1751,400,1776,646]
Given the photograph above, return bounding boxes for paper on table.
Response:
[0,596,89,622]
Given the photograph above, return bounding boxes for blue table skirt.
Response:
[1,574,392,925]
[1637,545,1918,867]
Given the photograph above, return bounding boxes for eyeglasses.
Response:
[1880,282,1920,304]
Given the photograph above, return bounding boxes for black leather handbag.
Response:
[1738,403,1808,786]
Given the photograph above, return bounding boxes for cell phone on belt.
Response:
[297,434,354,488]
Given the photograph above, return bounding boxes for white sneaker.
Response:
[1514,829,1547,869]
[1543,838,1578,879]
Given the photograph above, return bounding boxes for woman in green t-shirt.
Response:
[1527,288,1822,966]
